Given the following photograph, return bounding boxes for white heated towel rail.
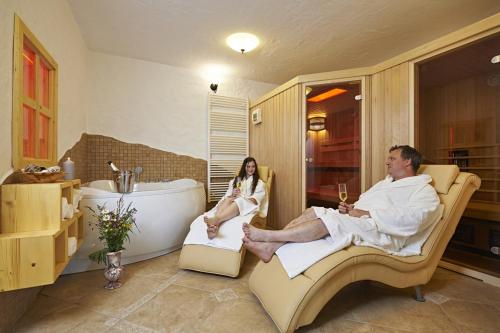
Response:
[208,94,249,202]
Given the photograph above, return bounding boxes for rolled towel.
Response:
[72,189,83,213]
[68,236,77,256]
[61,198,74,219]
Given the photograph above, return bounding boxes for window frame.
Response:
[13,14,58,169]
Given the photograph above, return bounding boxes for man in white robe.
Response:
[243,145,441,266]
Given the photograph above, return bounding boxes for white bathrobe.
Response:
[183,176,266,251]
[276,174,442,278]
[220,176,266,216]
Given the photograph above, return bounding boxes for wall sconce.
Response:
[210,83,218,93]
[309,117,326,131]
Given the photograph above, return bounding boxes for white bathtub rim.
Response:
[81,180,205,199]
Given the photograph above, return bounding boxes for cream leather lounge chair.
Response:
[179,166,274,277]
[249,165,480,333]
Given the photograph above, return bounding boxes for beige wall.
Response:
[87,52,276,160]
[0,1,88,330]
[0,0,89,180]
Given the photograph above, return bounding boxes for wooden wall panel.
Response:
[250,85,302,229]
[370,62,411,184]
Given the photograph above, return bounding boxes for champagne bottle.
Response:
[107,161,120,172]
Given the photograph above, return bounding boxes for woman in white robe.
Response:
[205,157,266,239]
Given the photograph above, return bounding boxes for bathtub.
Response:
[63,179,206,274]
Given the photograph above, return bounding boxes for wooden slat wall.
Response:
[370,62,411,184]
[249,85,302,229]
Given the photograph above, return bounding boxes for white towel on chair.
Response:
[183,208,256,252]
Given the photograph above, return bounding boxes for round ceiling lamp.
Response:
[226,32,260,54]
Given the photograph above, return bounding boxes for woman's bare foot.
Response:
[207,224,218,239]
[242,223,270,242]
[204,215,218,226]
[242,237,276,263]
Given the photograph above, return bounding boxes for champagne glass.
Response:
[338,183,347,203]
[234,177,242,197]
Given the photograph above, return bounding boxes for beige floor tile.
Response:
[440,299,500,331]
[125,251,180,281]
[425,272,500,308]
[77,275,164,317]
[173,269,255,301]
[15,294,75,323]
[14,251,500,333]
[14,305,107,333]
[41,269,105,303]
[346,286,460,332]
[123,284,220,332]
[199,298,278,333]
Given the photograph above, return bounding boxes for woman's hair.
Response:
[234,157,260,194]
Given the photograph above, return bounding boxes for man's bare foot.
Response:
[207,224,218,239]
[242,223,270,242]
[242,237,275,263]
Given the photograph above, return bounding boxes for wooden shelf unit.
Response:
[0,180,84,292]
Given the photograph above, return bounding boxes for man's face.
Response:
[386,149,411,179]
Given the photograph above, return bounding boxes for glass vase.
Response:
[104,250,123,290]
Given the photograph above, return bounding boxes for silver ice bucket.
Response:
[113,170,135,193]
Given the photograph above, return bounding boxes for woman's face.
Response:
[245,161,256,177]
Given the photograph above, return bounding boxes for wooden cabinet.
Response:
[0,180,84,292]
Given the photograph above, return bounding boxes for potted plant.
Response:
[87,196,138,289]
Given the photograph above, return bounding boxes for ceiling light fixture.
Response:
[307,88,347,103]
[226,33,260,54]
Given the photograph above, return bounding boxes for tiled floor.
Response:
[13,250,500,333]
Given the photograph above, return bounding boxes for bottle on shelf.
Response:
[107,161,120,172]
[63,157,75,180]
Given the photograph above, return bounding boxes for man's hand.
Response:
[338,202,354,214]
[348,209,371,218]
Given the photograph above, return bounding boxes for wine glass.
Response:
[338,183,347,203]
[234,177,242,197]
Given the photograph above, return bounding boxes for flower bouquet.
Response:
[87,196,138,265]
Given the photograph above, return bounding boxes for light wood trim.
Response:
[251,13,500,109]
[0,180,82,291]
[296,66,374,86]
[372,12,500,73]
[250,77,300,108]
[299,76,368,208]
[439,260,500,288]
[251,67,375,108]
[250,85,302,229]
[12,15,58,169]
[360,76,371,191]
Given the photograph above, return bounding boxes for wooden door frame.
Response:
[300,76,370,210]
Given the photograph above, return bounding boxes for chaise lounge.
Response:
[249,165,480,333]
[179,166,274,277]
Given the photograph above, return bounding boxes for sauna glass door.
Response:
[417,33,500,276]
[305,82,361,209]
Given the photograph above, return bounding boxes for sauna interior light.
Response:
[491,55,500,64]
[307,88,347,103]
[309,117,326,131]
[226,33,260,54]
